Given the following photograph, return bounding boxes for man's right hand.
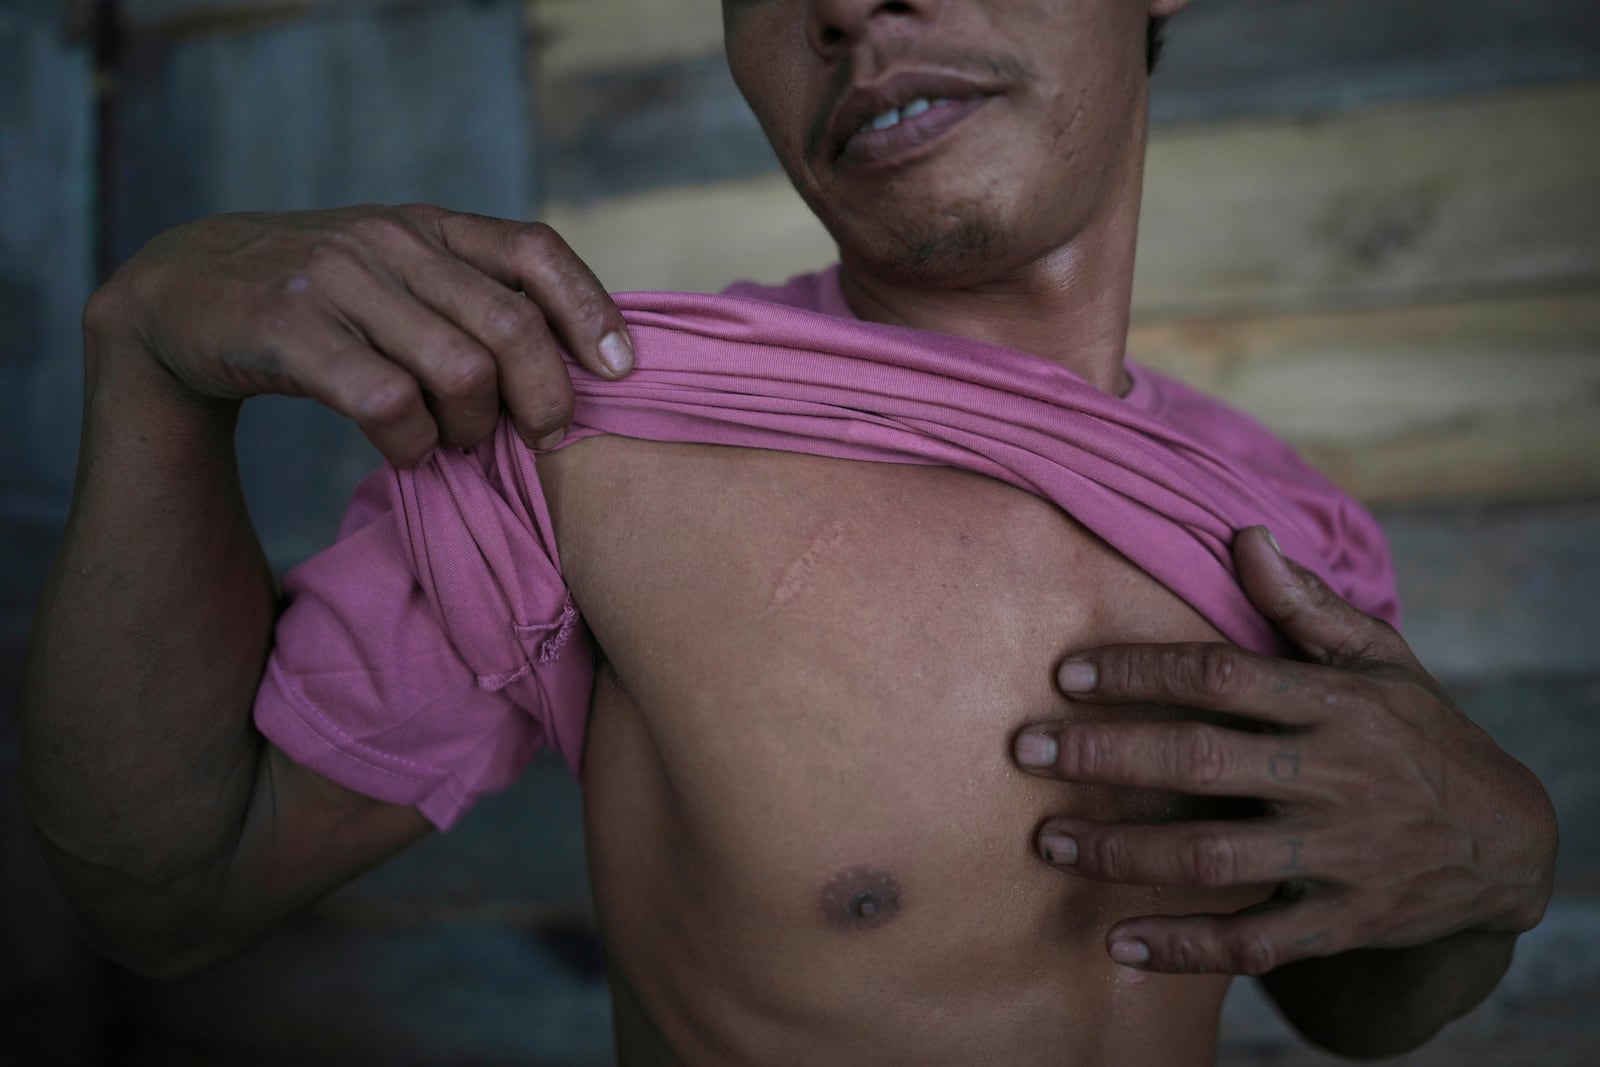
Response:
[91,203,634,465]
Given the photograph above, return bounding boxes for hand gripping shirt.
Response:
[253,267,1400,830]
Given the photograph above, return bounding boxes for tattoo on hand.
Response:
[1280,836,1307,876]
[1268,749,1301,783]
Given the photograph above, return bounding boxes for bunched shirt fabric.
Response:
[252,267,1400,830]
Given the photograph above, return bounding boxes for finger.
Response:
[1236,526,1417,671]
[1104,892,1357,975]
[1036,817,1330,888]
[1017,720,1320,798]
[278,324,439,467]
[394,248,576,447]
[1044,641,1365,726]
[432,212,635,380]
[319,250,503,449]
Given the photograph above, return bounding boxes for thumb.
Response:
[1235,526,1416,670]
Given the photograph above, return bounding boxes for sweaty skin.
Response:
[539,436,1268,1065]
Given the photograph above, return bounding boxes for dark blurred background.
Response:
[2,0,1598,1063]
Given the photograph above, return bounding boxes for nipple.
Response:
[819,866,904,932]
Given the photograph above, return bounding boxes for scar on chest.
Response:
[761,519,848,617]
[818,866,904,932]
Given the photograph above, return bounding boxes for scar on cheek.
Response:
[818,866,904,931]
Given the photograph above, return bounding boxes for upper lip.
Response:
[822,69,997,163]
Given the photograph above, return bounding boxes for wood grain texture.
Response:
[543,169,834,296]
[532,0,721,79]
[1129,291,1600,503]
[1134,83,1600,318]
[533,0,1600,201]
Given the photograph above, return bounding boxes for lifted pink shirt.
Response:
[253,268,1399,830]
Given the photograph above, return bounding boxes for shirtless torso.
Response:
[538,434,1270,1065]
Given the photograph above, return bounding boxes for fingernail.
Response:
[1058,660,1098,693]
[599,331,634,376]
[535,428,565,451]
[1040,832,1078,865]
[1111,939,1151,966]
[1015,731,1058,768]
[1260,526,1283,556]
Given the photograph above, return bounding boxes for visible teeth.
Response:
[867,108,901,132]
[859,97,947,135]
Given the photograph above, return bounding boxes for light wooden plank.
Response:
[1152,0,1600,126]
[544,83,1600,321]
[532,0,721,80]
[1128,291,1600,502]
[1135,82,1600,318]
[543,169,834,296]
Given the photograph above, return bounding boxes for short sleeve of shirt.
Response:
[253,427,593,830]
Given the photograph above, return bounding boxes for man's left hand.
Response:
[1012,526,1558,976]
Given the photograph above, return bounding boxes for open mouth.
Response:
[839,94,992,168]
[824,69,1001,170]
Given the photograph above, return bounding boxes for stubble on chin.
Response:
[848,198,1007,288]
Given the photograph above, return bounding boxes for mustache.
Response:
[802,48,1035,163]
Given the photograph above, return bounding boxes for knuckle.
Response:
[305,238,362,274]
[1106,650,1146,695]
[1086,833,1127,881]
[1059,726,1101,778]
[1193,645,1238,699]
[351,376,420,427]
[479,295,542,348]
[1174,725,1227,788]
[349,210,409,242]
[432,348,496,399]
[510,221,565,263]
[524,392,575,434]
[1167,935,1201,972]
[1232,934,1279,976]
[1185,833,1237,887]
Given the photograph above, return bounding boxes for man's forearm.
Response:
[1260,928,1516,1059]
[19,297,277,967]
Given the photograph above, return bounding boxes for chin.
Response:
[830,194,1018,289]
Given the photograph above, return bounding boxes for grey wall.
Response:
[1,1,543,1062]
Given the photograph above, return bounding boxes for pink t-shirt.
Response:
[253,267,1399,830]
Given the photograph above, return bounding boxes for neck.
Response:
[834,133,1147,398]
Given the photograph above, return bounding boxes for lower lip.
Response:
[838,96,992,170]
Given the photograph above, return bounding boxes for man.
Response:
[21,1,1557,1063]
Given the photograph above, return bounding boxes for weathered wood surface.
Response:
[111,0,537,570]
[534,0,1600,201]
[1130,291,1600,504]
[1135,83,1600,318]
[542,169,832,296]
[533,0,718,80]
